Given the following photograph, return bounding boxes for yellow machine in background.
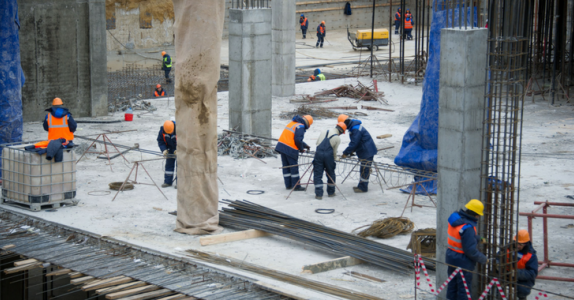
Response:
[347,28,389,51]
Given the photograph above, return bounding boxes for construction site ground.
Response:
[10,76,574,299]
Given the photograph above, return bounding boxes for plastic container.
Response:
[125,108,133,121]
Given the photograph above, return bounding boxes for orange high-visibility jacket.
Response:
[47,113,74,141]
[447,223,477,253]
[278,121,304,150]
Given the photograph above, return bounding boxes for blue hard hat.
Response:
[301,14,304,17]
[407,8,410,11]
[314,69,321,76]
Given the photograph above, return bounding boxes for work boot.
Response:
[162,183,172,188]
[286,187,292,190]
[353,187,366,193]
[315,196,322,200]
[293,186,305,191]
[328,193,336,197]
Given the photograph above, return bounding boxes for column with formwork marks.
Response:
[272,0,296,97]
[228,8,272,138]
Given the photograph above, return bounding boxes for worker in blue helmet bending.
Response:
[308,69,326,82]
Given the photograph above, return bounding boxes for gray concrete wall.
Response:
[18,0,108,122]
[436,28,487,296]
[272,0,296,97]
[228,9,273,138]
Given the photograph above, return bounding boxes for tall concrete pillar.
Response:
[272,0,296,97]
[229,8,272,138]
[88,0,108,117]
[436,28,487,296]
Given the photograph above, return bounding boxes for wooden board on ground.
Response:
[116,289,171,300]
[376,134,392,139]
[83,276,130,291]
[199,229,270,246]
[71,276,95,285]
[69,272,84,278]
[46,268,71,277]
[302,256,364,274]
[14,258,38,266]
[157,295,187,300]
[97,281,146,295]
[4,262,42,274]
[105,285,158,299]
[1,244,15,250]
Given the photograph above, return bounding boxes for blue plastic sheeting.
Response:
[0,0,26,178]
[394,6,477,195]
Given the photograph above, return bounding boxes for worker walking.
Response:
[510,230,539,300]
[394,8,402,34]
[404,17,413,40]
[162,51,172,83]
[157,120,177,188]
[446,199,488,300]
[43,98,77,142]
[339,115,377,193]
[316,21,326,48]
[307,69,326,82]
[313,123,345,200]
[154,84,165,97]
[275,115,313,191]
[300,14,309,39]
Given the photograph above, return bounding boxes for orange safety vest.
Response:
[278,121,303,150]
[395,12,401,21]
[319,25,325,35]
[447,223,477,253]
[47,113,74,141]
[155,89,165,97]
[34,141,50,149]
[506,250,533,269]
[162,133,177,145]
[404,19,413,29]
[300,17,307,26]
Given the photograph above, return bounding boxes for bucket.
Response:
[125,113,133,121]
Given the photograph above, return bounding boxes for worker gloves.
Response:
[163,150,177,157]
[163,150,168,157]
[341,154,348,159]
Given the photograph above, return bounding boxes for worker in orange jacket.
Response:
[404,17,413,40]
[316,21,326,48]
[42,98,77,142]
[394,8,402,34]
[154,84,165,97]
[275,115,313,191]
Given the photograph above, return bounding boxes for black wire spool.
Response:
[109,182,135,191]
[246,190,265,195]
[315,208,335,214]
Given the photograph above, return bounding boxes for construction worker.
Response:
[446,199,488,300]
[43,98,77,142]
[154,84,165,97]
[162,51,172,83]
[307,69,326,82]
[157,120,177,188]
[300,14,309,39]
[316,21,326,48]
[405,8,412,21]
[313,123,345,200]
[394,8,402,34]
[508,230,538,300]
[404,17,413,40]
[275,115,313,191]
[339,115,377,193]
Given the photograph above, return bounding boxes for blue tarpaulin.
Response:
[0,0,25,178]
[394,5,476,195]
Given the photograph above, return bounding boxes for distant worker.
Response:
[313,122,345,200]
[307,69,326,82]
[316,21,326,48]
[275,115,313,191]
[339,115,377,193]
[43,97,77,142]
[404,17,413,40]
[300,14,309,39]
[157,120,177,188]
[405,8,412,21]
[446,199,488,300]
[154,84,165,97]
[510,230,538,300]
[394,8,402,34]
[162,51,172,83]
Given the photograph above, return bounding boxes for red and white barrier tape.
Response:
[477,278,506,300]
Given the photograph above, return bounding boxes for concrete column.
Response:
[88,0,108,117]
[436,28,487,296]
[229,8,272,138]
[272,0,296,97]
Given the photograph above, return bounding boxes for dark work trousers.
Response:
[164,153,176,185]
[395,20,400,33]
[357,156,374,192]
[446,266,473,300]
[404,29,413,40]
[281,153,300,189]
[316,35,324,47]
[313,134,337,197]
[302,28,307,38]
[164,68,171,80]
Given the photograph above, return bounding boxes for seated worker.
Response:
[154,84,165,97]
[157,120,177,188]
[307,69,326,82]
[275,115,313,191]
[43,97,77,142]
[313,122,345,200]
[339,114,377,193]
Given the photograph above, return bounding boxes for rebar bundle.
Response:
[314,83,388,104]
[353,217,415,239]
[108,96,157,113]
[217,132,276,159]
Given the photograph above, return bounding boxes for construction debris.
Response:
[108,96,157,113]
[217,131,276,159]
[280,105,368,120]
[314,82,388,104]
[362,105,394,112]
[353,217,415,239]
[289,94,337,104]
[407,228,437,258]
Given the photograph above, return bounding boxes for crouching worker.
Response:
[313,122,345,200]
[157,120,177,188]
[510,230,538,300]
[154,84,165,97]
[275,115,313,191]
[308,69,326,82]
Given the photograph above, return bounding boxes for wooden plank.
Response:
[376,134,392,139]
[46,268,71,277]
[4,262,42,274]
[83,276,123,289]
[84,276,132,291]
[302,256,364,274]
[71,276,95,285]
[200,229,270,246]
[14,259,38,267]
[97,281,147,295]
[1,244,15,250]
[116,289,171,300]
[157,295,187,300]
[69,272,84,278]
[106,285,158,299]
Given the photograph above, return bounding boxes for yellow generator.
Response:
[347,27,389,51]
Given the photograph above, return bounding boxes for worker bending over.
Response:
[316,21,326,48]
[313,122,345,200]
[307,69,326,82]
[43,98,77,142]
[339,115,377,193]
[300,14,309,39]
[508,230,539,300]
[162,51,172,83]
[154,84,165,97]
[157,120,177,188]
[275,115,313,191]
[446,199,488,299]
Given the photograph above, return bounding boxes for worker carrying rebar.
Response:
[404,17,413,40]
[307,69,326,82]
[498,230,538,300]
[157,120,177,188]
[446,199,488,299]
[313,122,346,200]
[154,84,165,97]
[339,114,377,193]
[43,98,77,142]
[394,8,401,34]
[316,21,326,48]
[162,51,172,83]
[275,115,313,191]
[299,14,309,39]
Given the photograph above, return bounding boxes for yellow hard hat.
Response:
[514,229,530,243]
[465,199,484,216]
[52,98,63,106]
[338,114,349,123]
[163,120,174,134]
[303,115,313,127]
